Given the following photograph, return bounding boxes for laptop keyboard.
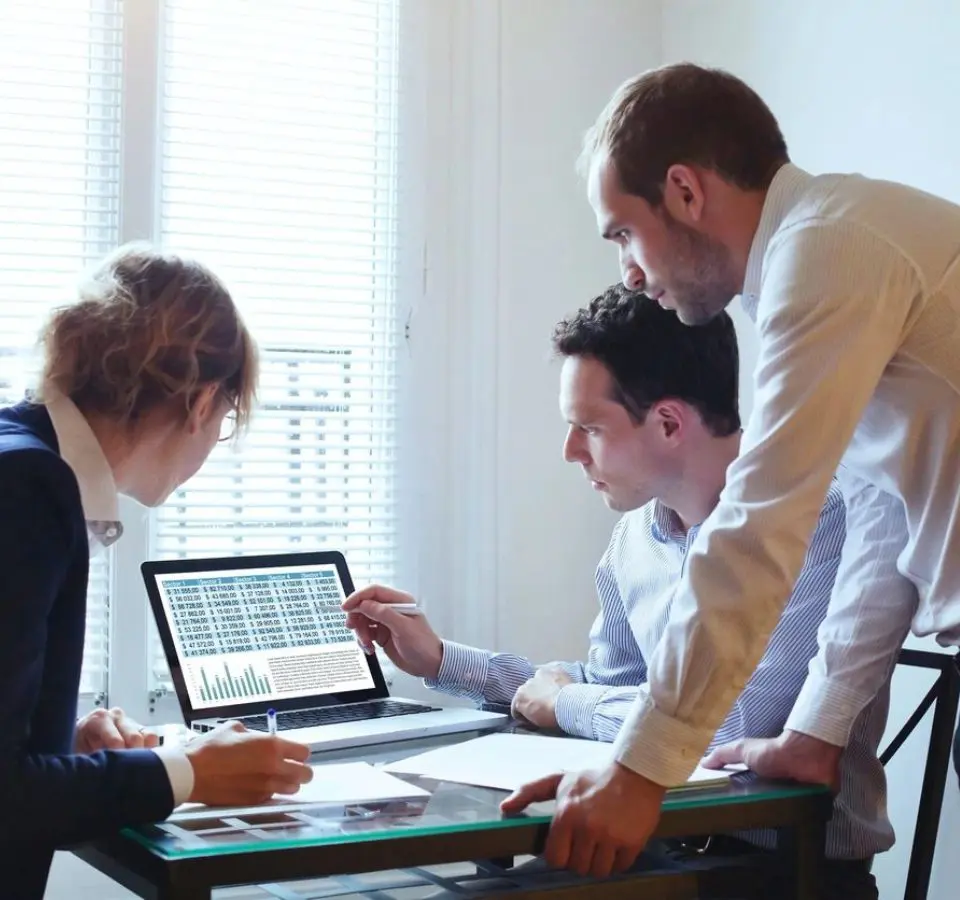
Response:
[240,699,441,732]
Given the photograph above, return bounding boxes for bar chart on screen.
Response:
[193,660,273,702]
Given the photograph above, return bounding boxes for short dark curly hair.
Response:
[552,284,740,437]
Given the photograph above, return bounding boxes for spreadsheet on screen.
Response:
[155,563,375,710]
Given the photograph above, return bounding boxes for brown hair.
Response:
[40,243,258,433]
[579,63,789,206]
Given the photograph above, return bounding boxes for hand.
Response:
[75,707,160,752]
[184,721,313,806]
[511,665,573,729]
[342,584,444,680]
[500,761,665,877]
[703,729,842,791]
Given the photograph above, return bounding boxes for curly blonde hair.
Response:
[39,243,257,432]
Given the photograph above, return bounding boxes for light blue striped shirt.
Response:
[429,481,892,860]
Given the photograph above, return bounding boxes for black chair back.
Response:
[879,649,960,900]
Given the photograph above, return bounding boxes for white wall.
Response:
[493,0,661,660]
[661,2,960,897]
[416,0,661,662]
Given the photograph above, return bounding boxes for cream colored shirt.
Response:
[613,164,959,786]
[45,393,195,805]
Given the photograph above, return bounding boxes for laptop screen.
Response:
[152,561,376,712]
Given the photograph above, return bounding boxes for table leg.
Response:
[485,856,515,870]
[475,855,516,881]
[778,815,827,900]
[159,884,211,900]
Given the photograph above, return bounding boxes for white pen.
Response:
[266,707,278,736]
[388,602,422,616]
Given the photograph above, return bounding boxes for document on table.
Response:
[171,761,429,821]
[383,733,744,792]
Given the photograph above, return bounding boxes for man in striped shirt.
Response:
[344,286,890,898]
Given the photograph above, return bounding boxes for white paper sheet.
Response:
[171,761,429,820]
[383,733,743,792]
[294,761,430,803]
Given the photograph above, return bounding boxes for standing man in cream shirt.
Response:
[503,61,960,877]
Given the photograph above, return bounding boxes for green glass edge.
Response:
[661,781,827,811]
[124,808,550,859]
[124,783,828,860]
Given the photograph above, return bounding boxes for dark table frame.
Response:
[72,782,831,900]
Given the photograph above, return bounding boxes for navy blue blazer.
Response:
[0,402,173,898]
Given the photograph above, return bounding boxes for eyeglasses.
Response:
[218,410,238,443]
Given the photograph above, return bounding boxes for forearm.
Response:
[0,748,174,848]
[556,683,639,742]
[427,641,537,706]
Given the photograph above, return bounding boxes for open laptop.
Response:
[142,551,507,751]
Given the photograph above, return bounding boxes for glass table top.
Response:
[125,732,828,860]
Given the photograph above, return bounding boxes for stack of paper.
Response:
[171,761,429,820]
[383,733,744,793]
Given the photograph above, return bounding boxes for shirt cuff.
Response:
[611,691,716,787]
[152,746,195,806]
[555,683,608,740]
[425,641,491,697]
[784,672,870,747]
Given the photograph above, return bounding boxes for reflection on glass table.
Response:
[127,766,826,860]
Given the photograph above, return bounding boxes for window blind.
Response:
[151,0,402,688]
[0,0,122,702]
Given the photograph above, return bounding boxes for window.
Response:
[0,0,123,705]
[150,0,401,690]
[0,0,407,714]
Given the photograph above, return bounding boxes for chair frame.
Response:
[879,648,960,900]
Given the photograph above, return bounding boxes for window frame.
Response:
[108,0,437,724]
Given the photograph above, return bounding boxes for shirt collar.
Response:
[650,500,688,545]
[44,392,123,545]
[741,162,814,319]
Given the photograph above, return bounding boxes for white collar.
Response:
[650,500,687,545]
[741,162,815,319]
[44,392,122,543]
